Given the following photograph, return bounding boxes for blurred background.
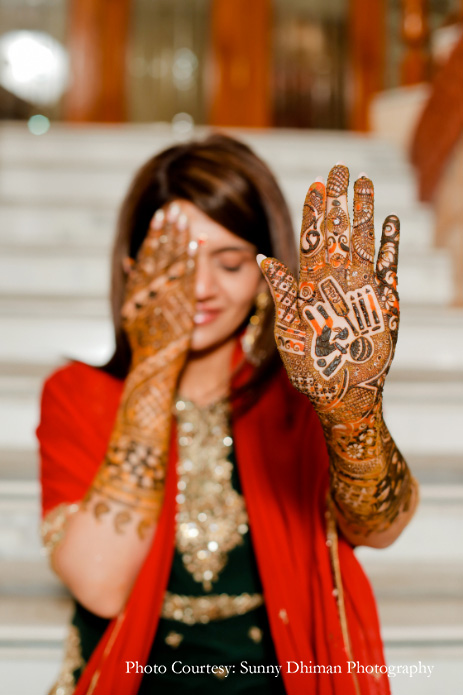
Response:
[0,1,462,693]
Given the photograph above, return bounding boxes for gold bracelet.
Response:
[41,502,79,556]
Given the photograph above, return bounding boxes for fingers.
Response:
[136,203,188,275]
[157,203,181,271]
[257,255,299,328]
[300,179,326,272]
[376,214,400,340]
[376,214,400,288]
[352,174,375,269]
[124,203,195,307]
[325,164,351,268]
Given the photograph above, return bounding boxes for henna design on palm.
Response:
[86,206,197,537]
[260,166,399,421]
[260,166,413,536]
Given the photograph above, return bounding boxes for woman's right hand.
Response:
[86,203,198,540]
[121,202,197,371]
[50,203,198,618]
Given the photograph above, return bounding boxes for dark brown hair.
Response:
[103,132,298,405]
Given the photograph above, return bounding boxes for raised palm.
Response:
[121,205,196,370]
[260,164,400,425]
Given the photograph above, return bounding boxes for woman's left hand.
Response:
[259,164,400,425]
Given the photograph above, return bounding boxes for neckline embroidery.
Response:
[174,397,249,591]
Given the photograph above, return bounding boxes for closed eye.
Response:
[220,264,242,272]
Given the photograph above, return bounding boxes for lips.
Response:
[193,309,221,326]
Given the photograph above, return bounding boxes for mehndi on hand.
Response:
[121,203,197,370]
[259,164,400,428]
[259,165,415,537]
[86,204,197,537]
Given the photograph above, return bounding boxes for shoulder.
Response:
[39,361,124,438]
[38,362,123,513]
[42,360,122,393]
[41,361,123,410]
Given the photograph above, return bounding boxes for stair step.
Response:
[1,485,461,593]
[0,594,461,645]
[0,122,414,171]
[2,365,460,453]
[0,159,419,205]
[0,246,450,305]
[0,302,461,370]
[0,203,115,248]
[0,200,434,251]
[1,447,461,485]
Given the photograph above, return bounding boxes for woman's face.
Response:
[174,200,266,353]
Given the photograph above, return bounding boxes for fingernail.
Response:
[167,202,180,221]
[358,171,368,178]
[151,209,164,229]
[177,213,188,230]
[315,176,325,185]
[335,161,346,166]
[256,253,267,266]
[188,240,198,255]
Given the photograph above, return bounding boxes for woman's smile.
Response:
[193,306,221,326]
[173,200,265,353]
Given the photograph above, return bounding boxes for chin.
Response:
[189,325,238,355]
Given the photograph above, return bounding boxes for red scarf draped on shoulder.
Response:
[37,356,389,695]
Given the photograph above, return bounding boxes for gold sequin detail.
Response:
[214,668,228,680]
[48,625,84,695]
[174,397,249,591]
[248,626,263,643]
[165,630,184,648]
[161,591,263,625]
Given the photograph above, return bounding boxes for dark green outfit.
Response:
[71,451,286,694]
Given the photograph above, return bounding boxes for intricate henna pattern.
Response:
[325,165,351,268]
[85,206,197,538]
[260,166,416,536]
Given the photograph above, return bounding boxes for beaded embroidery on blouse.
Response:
[174,397,249,591]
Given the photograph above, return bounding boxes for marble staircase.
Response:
[0,122,462,695]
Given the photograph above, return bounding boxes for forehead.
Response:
[174,199,255,250]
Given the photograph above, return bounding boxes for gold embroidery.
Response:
[214,668,228,680]
[248,626,263,643]
[165,630,184,648]
[48,624,84,695]
[161,591,263,625]
[41,503,79,556]
[174,398,249,591]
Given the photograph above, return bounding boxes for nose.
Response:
[194,252,217,301]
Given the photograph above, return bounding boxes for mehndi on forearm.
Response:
[82,206,195,539]
[83,351,182,539]
[321,405,417,538]
[259,164,419,543]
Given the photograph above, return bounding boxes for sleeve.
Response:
[36,364,115,518]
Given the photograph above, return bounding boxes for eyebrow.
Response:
[210,246,255,256]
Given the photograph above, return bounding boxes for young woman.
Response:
[37,133,418,695]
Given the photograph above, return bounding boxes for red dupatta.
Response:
[37,359,390,695]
